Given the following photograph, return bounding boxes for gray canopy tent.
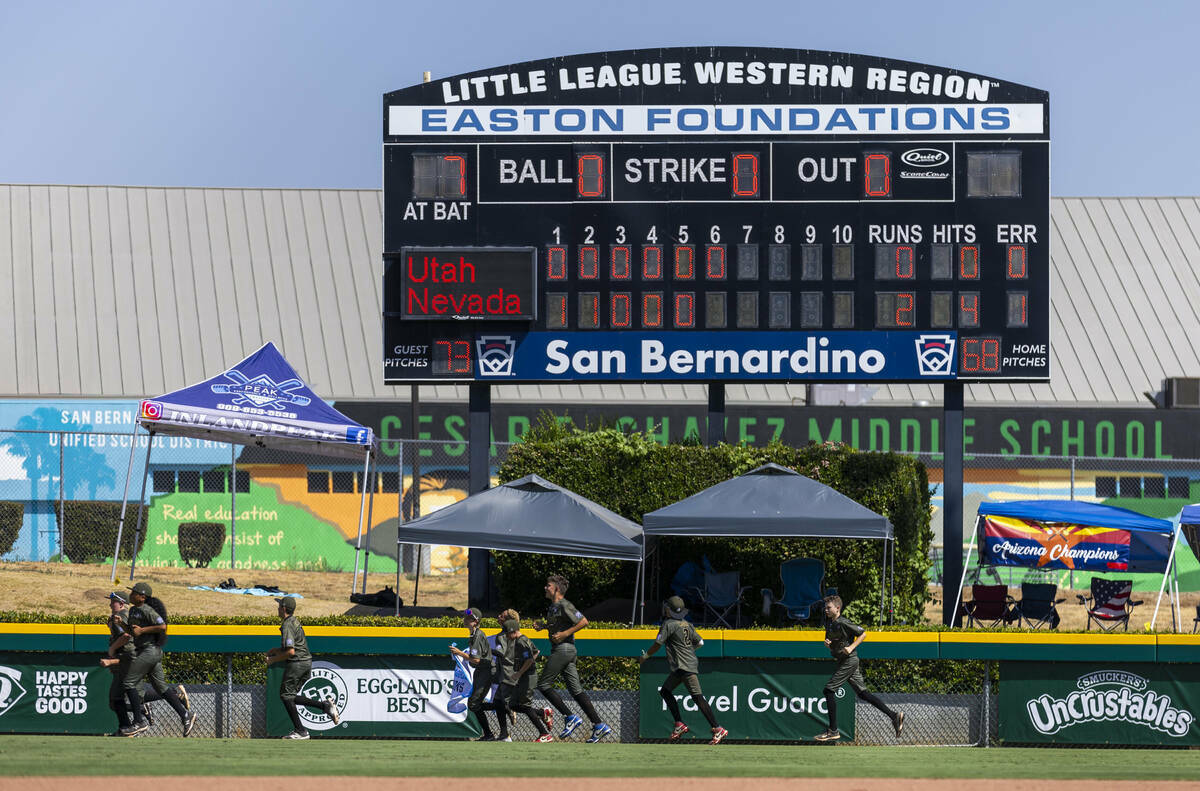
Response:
[386,474,646,621]
[641,462,896,622]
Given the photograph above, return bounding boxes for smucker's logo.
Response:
[1026,671,1195,737]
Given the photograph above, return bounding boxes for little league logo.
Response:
[914,334,956,376]
[210,369,312,410]
[476,336,516,377]
[0,667,28,719]
[297,663,349,731]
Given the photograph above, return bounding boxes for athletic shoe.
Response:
[543,706,554,733]
[118,722,148,737]
[325,701,341,726]
[498,736,513,742]
[535,733,554,743]
[814,729,840,742]
[282,730,310,740]
[559,713,583,739]
[893,711,905,738]
[586,722,613,743]
[668,721,689,741]
[142,702,154,726]
[475,734,497,742]
[177,684,190,710]
[182,710,197,737]
[709,726,728,745]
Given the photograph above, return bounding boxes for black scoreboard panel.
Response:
[383,48,1050,384]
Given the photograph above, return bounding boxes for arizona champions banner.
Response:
[1001,662,1200,745]
[0,654,114,734]
[266,657,477,738]
[639,658,854,741]
[981,516,1131,571]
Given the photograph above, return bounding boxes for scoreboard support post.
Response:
[707,384,725,447]
[943,382,965,626]
[468,383,493,609]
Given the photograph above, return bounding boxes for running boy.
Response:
[266,596,341,739]
[638,596,727,745]
[116,582,195,737]
[814,594,904,742]
[450,607,501,740]
[533,574,612,742]
[493,617,552,742]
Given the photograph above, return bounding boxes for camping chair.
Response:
[1008,582,1063,629]
[958,584,1012,628]
[1193,605,1200,634]
[1077,578,1142,632]
[762,557,830,623]
[690,569,750,628]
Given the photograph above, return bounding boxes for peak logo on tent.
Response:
[210,369,312,410]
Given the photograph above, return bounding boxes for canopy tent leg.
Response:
[363,454,377,596]
[128,431,156,581]
[889,537,895,626]
[630,559,642,626]
[952,515,982,627]
[351,449,372,595]
[395,441,403,617]
[230,443,237,569]
[1173,559,1181,632]
[1152,526,1180,630]
[110,422,142,583]
[879,539,886,624]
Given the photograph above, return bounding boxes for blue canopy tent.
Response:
[957,500,1181,629]
[111,342,379,586]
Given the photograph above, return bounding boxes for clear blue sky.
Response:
[0,0,1194,195]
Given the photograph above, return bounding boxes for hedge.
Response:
[494,418,933,626]
[0,501,21,556]
[178,522,225,567]
[56,501,144,563]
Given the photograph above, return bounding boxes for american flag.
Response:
[1090,578,1133,620]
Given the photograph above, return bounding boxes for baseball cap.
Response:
[502,618,520,633]
[664,596,688,619]
[462,607,482,621]
[107,591,127,604]
[128,582,152,597]
[275,596,297,612]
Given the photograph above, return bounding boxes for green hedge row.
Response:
[494,418,934,626]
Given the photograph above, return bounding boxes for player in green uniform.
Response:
[450,607,502,740]
[101,592,177,734]
[814,594,904,742]
[638,596,727,745]
[533,574,612,742]
[116,582,195,737]
[492,617,552,742]
[266,596,341,740]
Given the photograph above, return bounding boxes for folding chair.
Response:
[1008,582,1063,629]
[762,557,829,623]
[958,584,1012,628]
[1193,605,1200,634]
[690,569,750,628]
[1077,578,1142,632]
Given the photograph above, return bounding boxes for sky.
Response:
[0,0,1196,195]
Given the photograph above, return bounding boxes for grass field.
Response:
[0,737,1198,779]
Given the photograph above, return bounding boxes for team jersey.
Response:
[498,633,539,685]
[825,616,865,659]
[108,610,135,657]
[127,603,166,651]
[280,615,312,662]
[468,627,493,669]
[545,598,585,645]
[654,618,703,674]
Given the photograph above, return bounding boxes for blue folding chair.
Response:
[690,569,751,628]
[762,557,831,623]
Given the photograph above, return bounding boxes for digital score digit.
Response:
[383,47,1049,383]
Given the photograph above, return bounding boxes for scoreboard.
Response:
[382,47,1050,384]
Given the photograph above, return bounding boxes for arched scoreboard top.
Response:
[382,48,1049,384]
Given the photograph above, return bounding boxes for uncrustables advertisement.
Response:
[266,656,478,738]
[1000,662,1200,745]
[0,654,116,734]
[638,658,853,742]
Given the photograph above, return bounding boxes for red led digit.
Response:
[642,293,663,328]
[896,293,914,326]
[611,293,631,327]
[643,246,663,279]
[864,153,891,197]
[960,246,980,279]
[961,340,981,372]
[706,245,726,279]
[674,293,695,328]
[547,246,567,280]
[579,246,599,279]
[1008,245,1027,278]
[545,293,568,328]
[982,338,1000,371]
[674,245,695,279]
[444,156,466,198]
[577,154,605,197]
[895,246,914,278]
[434,340,452,373]
[732,153,759,197]
[611,246,631,279]
[959,294,979,327]
[450,340,471,373]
